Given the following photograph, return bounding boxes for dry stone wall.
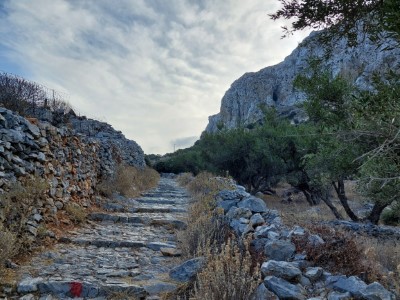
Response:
[0,107,145,219]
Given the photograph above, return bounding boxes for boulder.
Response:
[261,260,302,282]
[359,282,396,300]
[250,283,278,300]
[264,276,306,300]
[238,196,268,213]
[264,240,296,261]
[169,257,205,282]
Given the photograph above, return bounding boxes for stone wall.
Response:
[0,107,145,218]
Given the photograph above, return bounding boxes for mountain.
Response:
[205,30,400,133]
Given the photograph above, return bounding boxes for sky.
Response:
[0,0,310,154]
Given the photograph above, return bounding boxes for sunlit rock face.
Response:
[205,30,400,133]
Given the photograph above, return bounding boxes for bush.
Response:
[193,238,260,300]
[381,202,400,225]
[97,165,160,198]
[292,225,380,281]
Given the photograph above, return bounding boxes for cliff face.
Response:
[205,31,400,133]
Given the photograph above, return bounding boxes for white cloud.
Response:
[0,0,310,154]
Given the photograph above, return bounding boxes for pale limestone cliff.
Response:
[205,31,400,133]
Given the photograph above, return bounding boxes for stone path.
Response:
[16,177,190,300]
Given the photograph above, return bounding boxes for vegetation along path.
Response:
[16,175,189,299]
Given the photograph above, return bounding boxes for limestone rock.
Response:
[264,276,306,300]
[169,257,205,282]
[264,240,296,261]
[238,196,268,213]
[261,260,302,282]
[205,29,400,133]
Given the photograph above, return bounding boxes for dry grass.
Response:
[193,238,260,300]
[262,180,368,227]
[97,165,160,198]
[176,172,194,186]
[177,172,235,258]
[0,223,17,278]
[357,236,400,294]
[65,203,87,224]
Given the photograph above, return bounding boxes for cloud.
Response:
[0,0,310,154]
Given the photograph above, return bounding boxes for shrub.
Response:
[65,203,87,224]
[97,165,160,198]
[193,238,260,300]
[292,225,380,281]
[381,202,400,225]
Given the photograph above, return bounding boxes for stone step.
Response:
[88,212,187,229]
[18,278,147,299]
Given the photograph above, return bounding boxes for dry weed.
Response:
[193,238,260,300]
[65,203,87,224]
[97,165,160,198]
[176,172,194,186]
[0,223,17,278]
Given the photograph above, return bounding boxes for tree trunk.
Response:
[366,202,389,225]
[320,195,344,219]
[301,189,319,206]
[332,179,359,221]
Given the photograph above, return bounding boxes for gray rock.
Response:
[37,281,71,296]
[264,240,296,261]
[250,283,278,300]
[308,234,325,246]
[18,277,44,293]
[327,291,352,300]
[19,294,35,300]
[238,196,268,213]
[264,276,306,300]
[331,276,368,298]
[261,260,301,281]
[147,242,176,251]
[217,200,238,212]
[230,219,248,236]
[250,213,265,227]
[359,282,396,300]
[254,224,277,239]
[304,267,323,282]
[289,226,306,237]
[144,282,177,295]
[216,189,250,201]
[227,206,253,219]
[169,257,205,282]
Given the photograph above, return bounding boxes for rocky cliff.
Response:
[205,31,400,132]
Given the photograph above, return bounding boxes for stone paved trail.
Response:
[16,176,190,300]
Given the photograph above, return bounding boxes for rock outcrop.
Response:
[205,31,400,133]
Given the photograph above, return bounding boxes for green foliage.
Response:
[381,202,400,225]
[270,0,400,48]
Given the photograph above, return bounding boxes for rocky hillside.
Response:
[205,30,400,132]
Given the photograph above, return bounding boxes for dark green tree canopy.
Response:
[270,0,400,47]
